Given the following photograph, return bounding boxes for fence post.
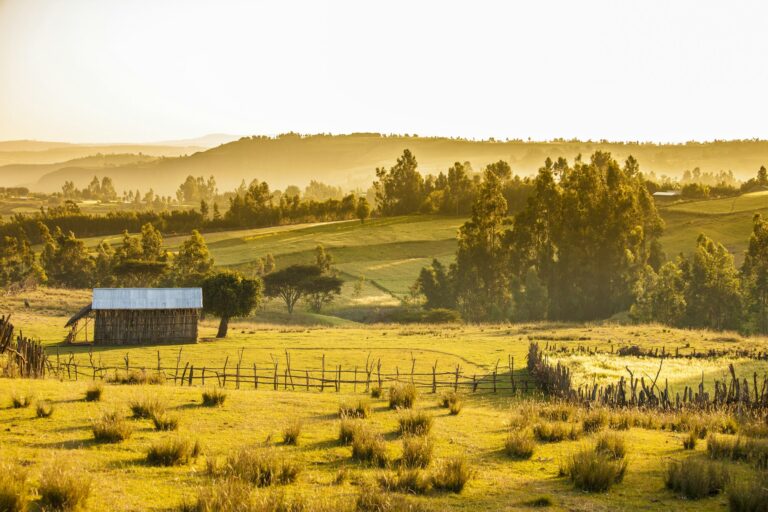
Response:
[454,365,460,391]
[253,364,258,389]
[432,361,437,394]
[175,348,182,384]
[354,366,358,392]
[306,370,310,391]
[320,354,325,392]
[236,363,241,390]
[509,355,515,394]
[222,356,229,388]
[273,362,278,391]
[157,350,161,373]
[189,365,194,386]
[202,367,206,386]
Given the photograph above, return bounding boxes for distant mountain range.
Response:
[2,134,768,195]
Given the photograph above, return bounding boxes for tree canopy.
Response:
[202,271,262,338]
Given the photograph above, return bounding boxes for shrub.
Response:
[129,396,166,419]
[665,458,728,499]
[431,455,471,493]
[146,437,201,466]
[151,412,179,431]
[379,468,431,494]
[211,447,300,487]
[449,399,463,416]
[398,410,433,436]
[504,430,535,460]
[339,399,371,419]
[683,431,697,450]
[36,400,55,418]
[282,420,302,446]
[389,382,417,409]
[84,383,103,402]
[202,387,227,407]
[339,417,363,445]
[595,433,626,460]
[401,435,433,468]
[727,478,768,512]
[582,410,608,433]
[92,410,133,443]
[563,448,627,492]
[533,421,581,442]
[10,392,32,409]
[351,427,388,467]
[38,463,92,511]
[0,461,29,512]
[370,386,382,399]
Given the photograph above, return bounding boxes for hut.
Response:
[66,288,203,344]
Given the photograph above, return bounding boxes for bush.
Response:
[351,427,388,467]
[339,400,371,419]
[401,435,433,468]
[211,447,300,487]
[36,400,55,418]
[595,433,626,460]
[339,417,363,445]
[379,468,431,494]
[129,396,166,419]
[84,383,103,402]
[389,382,417,409]
[563,448,627,492]
[665,458,728,499]
[370,386,382,399]
[146,437,201,466]
[38,463,92,511]
[431,456,471,493]
[398,410,433,436]
[10,392,32,409]
[151,412,180,431]
[683,431,697,450]
[202,387,227,407]
[582,410,608,433]
[727,478,768,512]
[92,410,133,443]
[282,420,302,446]
[504,430,535,460]
[533,421,581,442]
[0,461,29,512]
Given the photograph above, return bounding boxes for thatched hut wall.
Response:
[93,308,198,344]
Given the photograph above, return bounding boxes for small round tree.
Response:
[202,271,262,338]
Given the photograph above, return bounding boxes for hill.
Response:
[12,134,768,196]
[0,143,202,168]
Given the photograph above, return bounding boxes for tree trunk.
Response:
[217,316,229,338]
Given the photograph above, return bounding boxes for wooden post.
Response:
[253,364,258,389]
[189,365,194,386]
[306,370,310,391]
[354,366,358,392]
[454,365,460,391]
[175,347,182,384]
[222,356,229,387]
[181,362,189,385]
[509,355,515,393]
[273,362,278,391]
[236,363,241,390]
[202,367,206,386]
[157,350,161,372]
[320,354,325,392]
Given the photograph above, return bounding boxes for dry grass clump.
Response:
[401,435,433,468]
[533,421,581,442]
[339,417,364,445]
[562,446,627,492]
[397,410,433,436]
[370,386,382,399]
[10,391,32,409]
[683,431,698,450]
[282,420,302,446]
[0,460,29,512]
[727,477,768,512]
[339,399,372,419]
[582,409,608,433]
[707,434,768,469]
[539,403,574,422]
[351,427,388,467]
[202,387,227,407]
[209,447,300,487]
[129,396,166,419]
[380,468,431,494]
[182,478,337,512]
[146,437,201,466]
[84,382,103,402]
[151,412,180,431]
[107,369,165,385]
[505,430,535,460]
[448,399,463,416]
[438,390,460,408]
[355,484,432,512]
[92,410,133,443]
[430,455,471,493]
[594,433,626,460]
[36,400,55,418]
[665,458,728,499]
[38,463,92,511]
[389,382,417,409]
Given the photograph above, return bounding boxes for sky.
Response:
[1,0,767,143]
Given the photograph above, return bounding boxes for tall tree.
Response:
[202,271,262,337]
[415,259,455,309]
[741,213,768,333]
[374,149,425,215]
[169,230,214,286]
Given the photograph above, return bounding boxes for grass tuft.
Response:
[401,435,433,468]
[38,463,92,512]
[282,420,302,446]
[129,396,166,419]
[339,399,372,419]
[727,477,768,512]
[379,468,431,494]
[563,447,627,492]
[505,430,535,460]
[10,392,32,409]
[397,410,433,436]
[533,421,581,442]
[389,382,417,409]
[151,412,180,431]
[202,387,227,407]
[339,416,363,445]
[665,458,728,499]
[84,383,103,402]
[370,386,382,399]
[209,447,300,487]
[92,410,133,443]
[146,437,201,466]
[594,432,626,460]
[0,461,29,512]
[582,409,608,433]
[36,400,55,418]
[431,455,471,493]
[351,427,388,467]
[683,431,697,450]
[107,369,165,385]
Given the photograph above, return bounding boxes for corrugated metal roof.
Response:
[92,288,203,310]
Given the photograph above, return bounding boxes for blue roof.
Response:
[92,288,203,310]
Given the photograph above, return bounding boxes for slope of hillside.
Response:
[0,143,202,168]
[22,134,768,196]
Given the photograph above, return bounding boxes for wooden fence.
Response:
[0,314,47,378]
[48,348,538,395]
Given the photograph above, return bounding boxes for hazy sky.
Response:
[1,0,767,143]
